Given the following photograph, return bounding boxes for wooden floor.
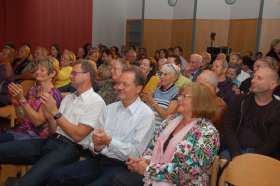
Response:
[0,165,26,186]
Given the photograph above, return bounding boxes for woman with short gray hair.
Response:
[141,63,179,130]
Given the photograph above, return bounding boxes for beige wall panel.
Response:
[228,19,257,53]
[171,19,193,58]
[259,19,280,54]
[143,19,173,56]
[195,19,230,53]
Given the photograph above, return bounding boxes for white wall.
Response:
[126,0,142,19]
[230,0,260,19]
[93,0,143,47]
[144,0,174,19]
[92,0,127,47]
[263,0,280,18]
[173,0,194,19]
[196,0,231,19]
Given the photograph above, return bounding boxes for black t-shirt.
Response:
[238,97,273,149]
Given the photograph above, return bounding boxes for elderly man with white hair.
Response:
[186,53,203,81]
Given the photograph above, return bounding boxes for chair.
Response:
[218,153,280,186]
[0,80,34,127]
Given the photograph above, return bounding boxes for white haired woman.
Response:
[141,63,179,130]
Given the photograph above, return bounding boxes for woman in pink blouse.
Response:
[111,82,220,186]
[0,59,62,142]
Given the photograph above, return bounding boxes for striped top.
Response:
[153,84,178,131]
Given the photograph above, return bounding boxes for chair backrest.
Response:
[20,80,35,97]
[219,153,280,186]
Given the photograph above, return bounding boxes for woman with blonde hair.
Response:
[112,82,220,186]
[0,58,62,142]
[55,49,76,92]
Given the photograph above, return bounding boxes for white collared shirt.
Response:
[237,70,250,86]
[91,97,155,161]
[56,88,106,147]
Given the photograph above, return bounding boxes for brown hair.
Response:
[75,59,96,87]
[180,82,218,121]
[122,66,146,87]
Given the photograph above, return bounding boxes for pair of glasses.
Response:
[177,94,192,100]
[71,71,88,76]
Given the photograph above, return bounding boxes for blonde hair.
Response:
[20,45,32,60]
[180,82,218,121]
[63,49,76,66]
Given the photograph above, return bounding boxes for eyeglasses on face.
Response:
[177,94,192,100]
[71,71,88,76]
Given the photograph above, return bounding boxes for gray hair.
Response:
[160,63,180,79]
[197,70,219,88]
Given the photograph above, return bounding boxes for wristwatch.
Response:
[53,112,63,120]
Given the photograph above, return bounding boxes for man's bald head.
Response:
[190,53,203,71]
[196,69,218,93]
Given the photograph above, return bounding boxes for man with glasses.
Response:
[0,59,106,186]
[47,67,155,186]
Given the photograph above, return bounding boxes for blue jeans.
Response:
[110,171,144,186]
[47,155,127,186]
[0,136,82,186]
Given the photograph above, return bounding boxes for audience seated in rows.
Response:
[0,60,106,186]
[1,41,280,185]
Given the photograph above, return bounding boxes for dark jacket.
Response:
[222,94,280,159]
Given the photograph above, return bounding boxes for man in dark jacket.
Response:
[222,67,280,159]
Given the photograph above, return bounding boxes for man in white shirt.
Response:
[0,60,106,186]
[47,67,155,186]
